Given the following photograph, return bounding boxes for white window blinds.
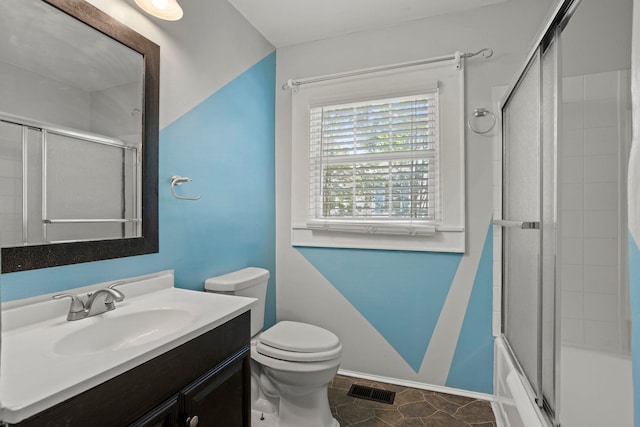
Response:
[307,91,440,235]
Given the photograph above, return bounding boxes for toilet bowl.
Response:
[205,268,342,427]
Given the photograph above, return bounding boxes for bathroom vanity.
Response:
[0,271,255,427]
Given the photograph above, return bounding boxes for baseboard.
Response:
[337,369,495,402]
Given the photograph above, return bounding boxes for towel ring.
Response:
[467,108,496,135]
[170,176,200,201]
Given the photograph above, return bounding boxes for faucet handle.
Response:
[53,293,86,321]
[108,280,127,290]
[106,281,126,310]
[104,283,126,311]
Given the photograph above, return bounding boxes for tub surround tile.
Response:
[584,319,620,349]
[583,154,618,183]
[583,100,618,129]
[561,211,584,237]
[584,182,618,210]
[562,156,584,183]
[562,75,584,103]
[562,318,585,345]
[584,127,618,156]
[583,210,618,238]
[562,183,584,210]
[584,71,618,101]
[583,238,618,266]
[583,265,618,293]
[562,291,584,319]
[562,129,584,157]
[562,102,584,131]
[561,265,583,292]
[562,237,584,265]
[559,70,626,353]
[584,293,619,322]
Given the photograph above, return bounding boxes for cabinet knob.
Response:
[186,415,199,427]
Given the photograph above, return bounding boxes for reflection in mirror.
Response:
[0,0,159,272]
[0,0,143,247]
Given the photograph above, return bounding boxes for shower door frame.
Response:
[500,43,544,410]
[498,0,583,425]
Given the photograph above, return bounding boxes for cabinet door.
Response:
[180,356,250,427]
[129,397,179,427]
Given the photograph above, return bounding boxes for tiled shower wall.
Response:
[491,71,631,353]
[0,124,23,247]
[560,69,630,353]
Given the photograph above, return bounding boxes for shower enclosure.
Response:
[494,0,633,426]
[0,116,141,247]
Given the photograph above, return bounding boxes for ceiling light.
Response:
[135,0,183,21]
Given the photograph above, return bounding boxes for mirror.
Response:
[0,0,159,273]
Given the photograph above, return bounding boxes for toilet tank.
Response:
[205,267,269,337]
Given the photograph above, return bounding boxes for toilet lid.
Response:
[256,321,342,362]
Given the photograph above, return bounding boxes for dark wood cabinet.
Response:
[130,398,179,427]
[11,312,251,427]
[179,355,250,427]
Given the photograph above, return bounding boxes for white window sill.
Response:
[292,224,465,253]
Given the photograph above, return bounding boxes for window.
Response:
[291,61,465,252]
[308,92,439,234]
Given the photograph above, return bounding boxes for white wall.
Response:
[276,0,555,389]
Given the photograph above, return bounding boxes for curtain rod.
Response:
[282,48,493,91]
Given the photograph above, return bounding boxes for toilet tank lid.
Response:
[205,267,270,291]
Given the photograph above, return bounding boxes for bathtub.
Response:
[559,345,633,427]
[493,337,550,427]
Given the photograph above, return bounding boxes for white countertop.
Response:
[0,271,256,424]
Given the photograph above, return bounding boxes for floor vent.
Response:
[347,384,396,404]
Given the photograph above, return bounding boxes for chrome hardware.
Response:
[53,287,125,321]
[85,288,125,317]
[108,280,127,290]
[467,107,497,135]
[186,415,199,427]
[53,293,86,321]
[493,219,540,230]
[106,281,127,309]
[170,175,200,201]
[43,218,140,224]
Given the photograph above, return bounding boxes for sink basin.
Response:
[53,308,195,356]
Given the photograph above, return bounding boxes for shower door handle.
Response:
[493,219,540,230]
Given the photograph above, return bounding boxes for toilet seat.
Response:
[256,321,342,362]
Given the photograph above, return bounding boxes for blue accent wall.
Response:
[446,224,494,393]
[297,246,463,373]
[1,52,277,328]
[629,233,640,427]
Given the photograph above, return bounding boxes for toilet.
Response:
[205,267,342,427]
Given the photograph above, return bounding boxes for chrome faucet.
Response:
[53,282,126,321]
[85,288,125,316]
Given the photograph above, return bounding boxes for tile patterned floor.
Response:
[328,375,497,427]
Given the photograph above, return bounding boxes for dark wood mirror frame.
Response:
[1,0,159,273]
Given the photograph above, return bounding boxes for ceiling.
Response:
[0,0,142,93]
[227,0,509,48]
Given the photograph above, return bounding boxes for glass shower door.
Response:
[501,48,543,405]
[500,38,560,423]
